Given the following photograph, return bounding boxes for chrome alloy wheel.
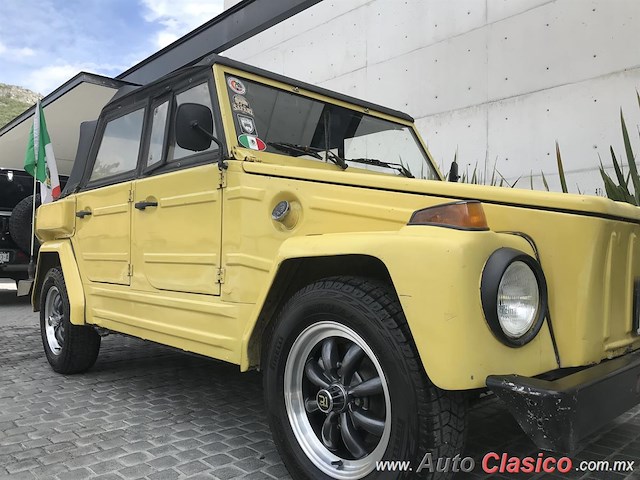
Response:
[284,321,392,479]
[44,286,64,355]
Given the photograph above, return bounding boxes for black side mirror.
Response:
[448,160,459,182]
[175,103,226,169]
[175,103,214,152]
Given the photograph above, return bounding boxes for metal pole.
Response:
[28,175,37,279]
[28,101,39,280]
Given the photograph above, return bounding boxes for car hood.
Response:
[241,161,640,224]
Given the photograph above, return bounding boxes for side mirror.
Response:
[448,160,459,182]
[175,103,214,152]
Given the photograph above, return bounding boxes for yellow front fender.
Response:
[241,226,558,390]
[32,240,86,325]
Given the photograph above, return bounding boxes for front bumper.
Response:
[487,348,640,452]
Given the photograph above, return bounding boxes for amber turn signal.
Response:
[407,200,489,230]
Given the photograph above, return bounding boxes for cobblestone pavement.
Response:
[0,282,639,480]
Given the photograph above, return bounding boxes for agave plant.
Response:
[597,99,640,205]
[439,92,640,203]
[448,151,520,187]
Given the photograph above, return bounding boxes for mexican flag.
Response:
[24,100,60,203]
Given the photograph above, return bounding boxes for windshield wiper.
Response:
[267,142,348,170]
[266,142,411,177]
[346,158,414,178]
[267,142,323,160]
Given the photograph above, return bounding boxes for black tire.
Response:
[263,276,467,480]
[9,194,40,255]
[40,267,100,374]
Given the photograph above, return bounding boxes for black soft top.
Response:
[63,55,414,197]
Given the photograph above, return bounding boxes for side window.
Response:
[90,109,144,182]
[170,82,217,161]
[147,101,169,168]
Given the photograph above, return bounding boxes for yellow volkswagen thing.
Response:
[32,55,640,479]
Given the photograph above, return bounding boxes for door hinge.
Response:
[216,267,225,284]
[219,169,227,189]
[232,146,260,163]
[127,264,133,277]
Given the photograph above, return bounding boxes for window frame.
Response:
[139,74,225,179]
[81,101,147,191]
[79,69,226,191]
[139,95,172,176]
[222,72,440,180]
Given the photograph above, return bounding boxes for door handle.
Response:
[76,210,92,218]
[135,200,158,210]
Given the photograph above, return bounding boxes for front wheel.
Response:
[263,277,467,480]
[40,267,101,373]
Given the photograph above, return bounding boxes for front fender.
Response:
[242,226,558,390]
[32,240,85,325]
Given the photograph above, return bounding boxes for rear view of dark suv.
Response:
[0,168,66,286]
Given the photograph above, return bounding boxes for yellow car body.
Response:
[31,56,640,463]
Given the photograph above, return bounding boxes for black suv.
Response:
[0,168,66,286]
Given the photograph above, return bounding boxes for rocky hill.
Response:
[0,84,42,128]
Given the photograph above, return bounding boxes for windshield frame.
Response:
[213,64,443,181]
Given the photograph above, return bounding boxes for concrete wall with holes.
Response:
[223,0,640,194]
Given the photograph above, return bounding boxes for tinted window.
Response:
[171,83,217,161]
[147,101,169,168]
[91,109,144,182]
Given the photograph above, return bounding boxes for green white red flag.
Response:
[24,100,60,203]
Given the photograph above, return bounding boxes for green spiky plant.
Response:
[437,93,640,204]
[539,141,569,193]
[445,150,520,187]
[542,95,639,203]
[555,141,569,193]
[596,95,640,205]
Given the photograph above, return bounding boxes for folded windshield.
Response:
[225,74,440,180]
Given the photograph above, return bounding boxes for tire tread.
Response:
[265,275,466,480]
[41,267,100,374]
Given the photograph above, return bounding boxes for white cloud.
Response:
[142,0,225,48]
[0,41,36,60]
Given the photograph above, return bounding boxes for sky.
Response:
[0,0,225,95]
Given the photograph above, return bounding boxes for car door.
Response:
[73,106,145,285]
[131,81,223,296]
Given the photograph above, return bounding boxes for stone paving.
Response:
[0,283,639,479]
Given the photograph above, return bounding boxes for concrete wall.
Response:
[222,0,640,194]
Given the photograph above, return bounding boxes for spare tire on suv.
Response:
[9,194,40,255]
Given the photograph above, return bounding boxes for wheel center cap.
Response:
[316,384,347,413]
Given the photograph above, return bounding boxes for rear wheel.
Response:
[40,267,100,373]
[263,276,467,480]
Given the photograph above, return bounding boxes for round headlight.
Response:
[481,248,548,347]
[497,261,540,337]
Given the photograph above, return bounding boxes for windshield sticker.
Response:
[237,115,257,135]
[227,76,246,94]
[238,134,266,151]
[232,95,254,116]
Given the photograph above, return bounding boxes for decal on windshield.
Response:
[237,115,257,135]
[232,95,254,116]
[227,76,246,95]
[238,134,266,151]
